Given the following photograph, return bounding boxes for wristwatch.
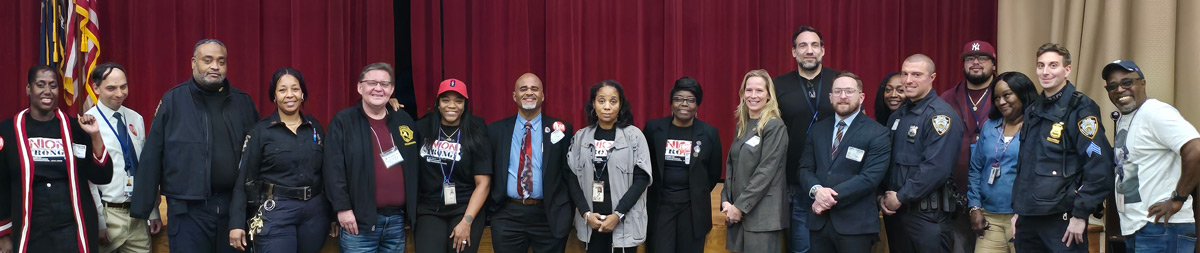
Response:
[1172,191,1190,202]
[613,211,626,221]
[809,185,823,199]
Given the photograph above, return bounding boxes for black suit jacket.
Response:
[773,67,840,186]
[642,116,722,239]
[798,112,892,235]
[487,114,574,238]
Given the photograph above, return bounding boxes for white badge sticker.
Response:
[551,131,565,144]
[892,119,900,131]
[592,181,605,203]
[846,147,865,162]
[744,136,761,147]
[381,147,404,168]
[443,183,457,205]
[73,143,87,159]
[664,139,693,165]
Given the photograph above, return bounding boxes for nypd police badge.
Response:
[1079,116,1098,139]
[932,115,951,136]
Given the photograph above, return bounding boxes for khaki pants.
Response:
[974,211,1015,253]
[99,207,152,253]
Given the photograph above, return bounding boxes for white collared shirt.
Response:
[86,104,160,224]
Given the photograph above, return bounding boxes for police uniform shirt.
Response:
[885,91,963,204]
[1013,83,1113,219]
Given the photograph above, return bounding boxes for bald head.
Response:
[514,73,545,113]
[900,54,937,101]
[904,54,936,74]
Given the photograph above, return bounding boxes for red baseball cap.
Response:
[961,40,997,60]
[437,78,469,99]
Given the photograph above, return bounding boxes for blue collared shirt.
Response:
[507,114,544,199]
[831,112,858,147]
[967,118,1020,213]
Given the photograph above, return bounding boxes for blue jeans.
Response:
[339,213,406,253]
[788,185,810,253]
[1125,223,1197,253]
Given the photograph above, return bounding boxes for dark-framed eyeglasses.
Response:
[1105,78,1143,91]
[671,97,697,105]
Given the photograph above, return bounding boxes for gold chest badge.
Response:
[399,125,416,145]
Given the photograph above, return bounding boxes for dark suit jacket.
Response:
[487,114,574,238]
[642,116,723,239]
[798,112,892,235]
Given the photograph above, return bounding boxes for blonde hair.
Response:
[735,69,783,138]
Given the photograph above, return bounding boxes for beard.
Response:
[193,72,225,89]
[964,70,992,85]
[799,59,822,72]
[521,103,537,110]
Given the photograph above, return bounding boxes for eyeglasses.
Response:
[360,80,393,87]
[672,97,697,105]
[964,55,992,63]
[1104,78,1143,91]
[830,88,859,96]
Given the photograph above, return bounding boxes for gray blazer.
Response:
[722,117,789,232]
[567,125,653,247]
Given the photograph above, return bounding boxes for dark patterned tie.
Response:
[518,122,534,199]
[832,121,846,159]
[115,112,138,174]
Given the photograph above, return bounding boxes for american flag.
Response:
[63,0,101,111]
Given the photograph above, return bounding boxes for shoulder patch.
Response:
[399,125,416,145]
[241,135,251,153]
[932,115,951,136]
[154,100,163,116]
[1079,116,1098,139]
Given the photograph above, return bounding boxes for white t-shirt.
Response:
[1115,99,1200,235]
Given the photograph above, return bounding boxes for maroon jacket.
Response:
[939,80,992,195]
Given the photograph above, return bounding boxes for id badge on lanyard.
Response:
[125,178,134,197]
[592,181,605,203]
[443,183,457,205]
[381,147,403,168]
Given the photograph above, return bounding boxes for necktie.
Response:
[518,122,534,199]
[832,121,846,159]
[115,112,139,174]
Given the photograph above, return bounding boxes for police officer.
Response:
[880,54,963,253]
[1011,43,1113,252]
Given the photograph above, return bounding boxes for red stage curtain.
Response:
[412,0,997,156]
[0,0,395,124]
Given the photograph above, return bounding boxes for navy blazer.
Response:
[642,116,723,239]
[487,114,574,238]
[798,111,892,235]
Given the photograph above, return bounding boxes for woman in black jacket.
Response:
[415,79,492,253]
[228,68,329,252]
[643,77,723,252]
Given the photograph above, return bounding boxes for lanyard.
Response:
[992,121,1017,166]
[369,127,397,153]
[99,111,134,165]
[438,128,461,185]
[800,76,823,135]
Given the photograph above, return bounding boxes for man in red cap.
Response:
[939,39,997,253]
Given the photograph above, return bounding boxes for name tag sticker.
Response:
[846,147,865,162]
[745,136,761,147]
[73,144,87,159]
